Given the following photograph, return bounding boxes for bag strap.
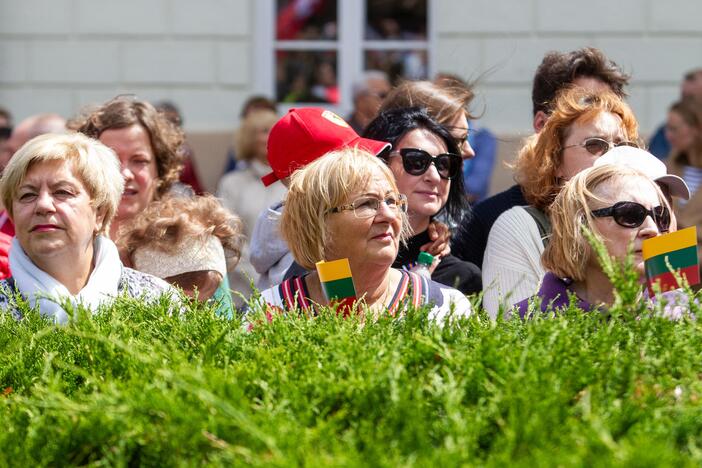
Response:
[522,205,551,247]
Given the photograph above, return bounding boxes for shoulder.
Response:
[471,185,526,223]
[489,206,540,241]
[119,267,176,299]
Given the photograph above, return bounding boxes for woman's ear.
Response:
[94,205,108,233]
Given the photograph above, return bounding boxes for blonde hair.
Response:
[119,194,244,273]
[0,132,124,235]
[543,164,669,281]
[235,109,278,162]
[514,86,639,211]
[281,147,410,270]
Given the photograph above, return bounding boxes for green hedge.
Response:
[1,282,702,467]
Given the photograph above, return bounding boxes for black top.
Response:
[394,229,481,295]
[451,183,528,267]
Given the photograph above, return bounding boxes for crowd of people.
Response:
[0,47,700,324]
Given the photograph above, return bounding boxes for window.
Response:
[254,0,434,114]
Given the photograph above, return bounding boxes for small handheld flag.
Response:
[315,258,357,316]
[642,226,700,294]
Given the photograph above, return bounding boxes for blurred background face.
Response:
[557,111,626,181]
[254,124,272,163]
[590,176,663,278]
[666,110,698,153]
[446,111,475,160]
[99,124,159,223]
[166,270,222,301]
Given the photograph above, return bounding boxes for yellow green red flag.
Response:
[315,258,357,315]
[642,226,699,294]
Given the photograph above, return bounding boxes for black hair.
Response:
[363,106,468,225]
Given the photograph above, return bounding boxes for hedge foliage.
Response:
[1,279,701,467]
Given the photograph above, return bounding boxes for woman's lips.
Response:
[122,188,139,196]
[31,224,60,232]
[372,232,394,241]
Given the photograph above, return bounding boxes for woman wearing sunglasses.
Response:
[254,148,471,321]
[482,87,640,319]
[363,107,481,295]
[515,164,672,316]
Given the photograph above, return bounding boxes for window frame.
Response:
[253,0,436,116]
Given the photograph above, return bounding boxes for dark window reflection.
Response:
[276,0,338,40]
[276,50,339,103]
[365,0,427,40]
[365,49,427,84]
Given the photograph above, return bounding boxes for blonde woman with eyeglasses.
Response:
[254,148,471,322]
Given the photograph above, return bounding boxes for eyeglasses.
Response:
[446,126,470,149]
[330,193,408,219]
[562,138,640,156]
[591,201,671,233]
[389,148,462,180]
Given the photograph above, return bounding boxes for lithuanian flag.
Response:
[642,226,699,294]
[316,258,357,316]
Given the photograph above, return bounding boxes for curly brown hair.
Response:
[118,194,244,272]
[70,96,185,196]
[514,86,639,211]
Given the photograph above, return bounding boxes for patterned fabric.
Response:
[257,269,472,323]
[0,267,174,320]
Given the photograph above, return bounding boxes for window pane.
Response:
[365,0,427,40]
[276,0,338,40]
[365,50,427,83]
[276,50,339,104]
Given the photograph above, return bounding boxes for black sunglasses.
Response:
[591,201,671,232]
[563,138,639,156]
[389,148,462,180]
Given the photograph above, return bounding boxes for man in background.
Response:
[452,47,630,268]
[346,70,391,134]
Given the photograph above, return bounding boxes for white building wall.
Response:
[0,0,700,137]
[435,0,702,136]
[0,0,253,131]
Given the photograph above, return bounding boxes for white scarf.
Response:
[9,235,123,324]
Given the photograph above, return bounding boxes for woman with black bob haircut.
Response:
[364,107,480,294]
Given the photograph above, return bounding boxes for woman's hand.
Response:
[420,221,451,272]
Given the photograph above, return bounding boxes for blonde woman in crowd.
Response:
[516,164,673,317]
[217,109,287,301]
[255,147,471,322]
[0,133,173,323]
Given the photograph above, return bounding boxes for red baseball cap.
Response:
[261,108,391,186]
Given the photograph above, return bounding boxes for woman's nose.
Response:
[423,162,442,182]
[34,191,55,213]
[639,215,660,238]
[461,139,476,160]
[375,199,397,221]
[121,165,134,180]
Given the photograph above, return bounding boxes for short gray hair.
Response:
[1,132,124,235]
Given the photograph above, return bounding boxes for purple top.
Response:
[515,272,594,318]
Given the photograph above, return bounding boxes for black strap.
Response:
[522,206,551,247]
